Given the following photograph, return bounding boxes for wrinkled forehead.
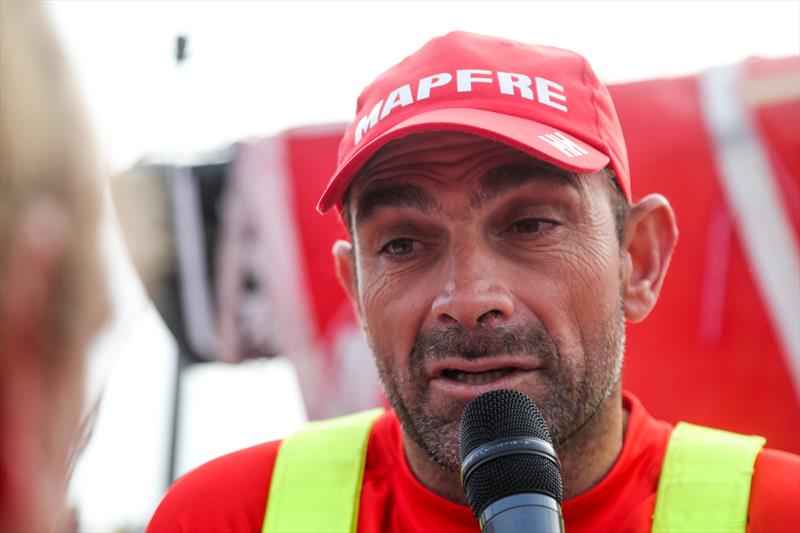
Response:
[353,131,520,187]
[351,131,581,195]
[346,131,583,226]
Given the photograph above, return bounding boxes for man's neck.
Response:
[402,390,629,505]
[557,390,628,500]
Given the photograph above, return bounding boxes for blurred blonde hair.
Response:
[0,0,106,365]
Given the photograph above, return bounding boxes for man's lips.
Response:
[427,357,542,398]
[427,356,542,377]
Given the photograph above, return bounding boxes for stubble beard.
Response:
[372,303,626,473]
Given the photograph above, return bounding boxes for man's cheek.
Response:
[539,250,617,312]
[361,300,409,369]
[518,279,582,358]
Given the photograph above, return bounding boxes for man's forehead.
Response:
[347,132,583,226]
[355,131,511,180]
[351,131,576,196]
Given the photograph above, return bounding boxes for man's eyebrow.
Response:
[354,182,440,227]
[470,163,581,209]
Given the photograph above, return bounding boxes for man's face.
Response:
[344,131,626,471]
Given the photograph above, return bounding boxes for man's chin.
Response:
[399,400,463,471]
[407,382,553,466]
[417,419,462,472]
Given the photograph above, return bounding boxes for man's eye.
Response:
[381,238,416,256]
[509,218,554,235]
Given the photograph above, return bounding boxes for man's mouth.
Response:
[441,367,518,385]
[428,357,541,398]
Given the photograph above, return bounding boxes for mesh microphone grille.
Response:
[460,389,563,517]
[460,389,552,456]
[464,454,563,516]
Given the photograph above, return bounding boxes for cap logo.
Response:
[538,131,588,158]
[354,69,569,145]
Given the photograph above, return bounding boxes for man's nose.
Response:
[430,246,515,330]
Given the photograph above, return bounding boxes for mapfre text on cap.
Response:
[354,70,568,144]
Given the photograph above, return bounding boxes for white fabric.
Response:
[700,64,800,397]
[171,166,218,360]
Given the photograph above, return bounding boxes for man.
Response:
[0,1,110,531]
[149,32,799,532]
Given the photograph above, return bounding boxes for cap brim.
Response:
[317,107,610,213]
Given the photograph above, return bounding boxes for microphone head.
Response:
[459,389,563,518]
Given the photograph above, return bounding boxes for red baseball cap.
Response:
[317,31,630,213]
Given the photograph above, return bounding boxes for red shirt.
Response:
[148,392,800,532]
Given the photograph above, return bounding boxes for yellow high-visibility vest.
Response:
[262,409,384,533]
[262,411,764,533]
[652,422,765,533]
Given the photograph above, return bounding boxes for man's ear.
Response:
[333,239,361,318]
[621,194,678,323]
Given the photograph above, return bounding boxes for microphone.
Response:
[460,389,564,533]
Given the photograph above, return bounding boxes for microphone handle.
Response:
[480,493,564,533]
